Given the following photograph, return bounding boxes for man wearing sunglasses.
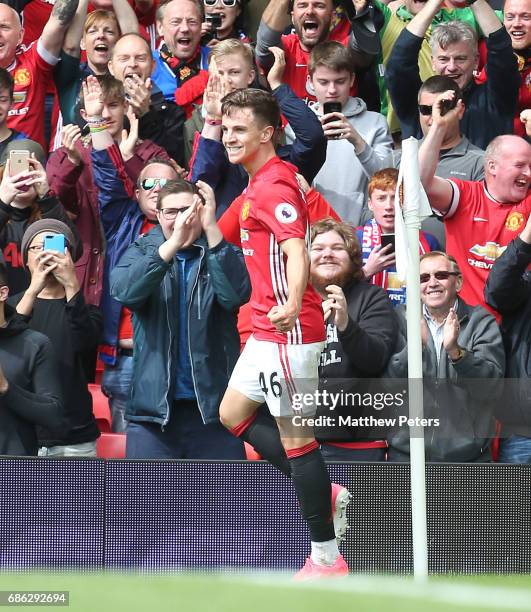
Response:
[419,89,531,319]
[386,251,504,462]
[386,0,519,150]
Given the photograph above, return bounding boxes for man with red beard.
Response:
[309,217,397,462]
[256,0,380,103]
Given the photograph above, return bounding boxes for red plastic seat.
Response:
[88,383,112,433]
[96,433,127,459]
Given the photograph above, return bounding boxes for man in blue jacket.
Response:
[110,177,251,458]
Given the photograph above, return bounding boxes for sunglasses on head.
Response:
[141,178,168,190]
[420,271,460,283]
[204,0,237,6]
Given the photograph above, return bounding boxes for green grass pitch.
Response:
[1,572,531,612]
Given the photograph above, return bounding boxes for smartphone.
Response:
[9,150,30,176]
[206,13,222,29]
[43,234,66,254]
[380,233,395,254]
[440,97,458,117]
[322,102,342,117]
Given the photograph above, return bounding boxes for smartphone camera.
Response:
[322,102,342,118]
[380,233,395,254]
[322,102,342,139]
[9,150,30,176]
[43,234,66,254]
[439,97,458,117]
[206,13,223,37]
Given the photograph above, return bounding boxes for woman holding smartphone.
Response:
[201,0,251,46]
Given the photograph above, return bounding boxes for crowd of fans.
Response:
[0,0,529,463]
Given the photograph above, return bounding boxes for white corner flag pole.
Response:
[394,138,430,581]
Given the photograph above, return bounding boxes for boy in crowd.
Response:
[298,41,392,227]
[358,168,440,306]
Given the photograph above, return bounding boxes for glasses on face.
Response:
[204,0,237,6]
[28,244,45,253]
[418,104,433,116]
[158,207,191,220]
[141,178,169,191]
[420,271,460,284]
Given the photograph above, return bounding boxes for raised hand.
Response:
[124,75,152,118]
[61,124,82,166]
[267,46,286,90]
[119,107,139,161]
[82,75,104,118]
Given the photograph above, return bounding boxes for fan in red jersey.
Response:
[419,89,531,320]
[0,0,79,149]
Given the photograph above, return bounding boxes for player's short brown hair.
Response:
[221,88,281,130]
[368,168,398,198]
[311,217,364,282]
[308,41,355,77]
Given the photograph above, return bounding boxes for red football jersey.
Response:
[443,179,531,316]
[235,157,325,345]
[7,42,56,148]
[279,19,356,104]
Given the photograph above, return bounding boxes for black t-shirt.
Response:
[10,292,100,446]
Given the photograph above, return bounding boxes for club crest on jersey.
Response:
[275,203,298,224]
[241,200,251,221]
[14,68,31,87]
[240,229,249,242]
[505,211,525,232]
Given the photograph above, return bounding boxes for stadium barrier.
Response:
[1,459,529,573]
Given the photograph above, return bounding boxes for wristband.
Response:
[205,117,222,126]
[89,120,108,133]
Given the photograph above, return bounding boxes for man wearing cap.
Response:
[0,139,78,294]
[11,219,101,456]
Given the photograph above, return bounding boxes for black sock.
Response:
[239,408,292,477]
[289,447,335,542]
